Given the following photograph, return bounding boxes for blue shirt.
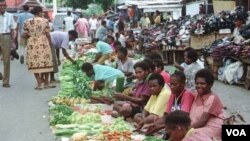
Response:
[94,64,124,82]
[17,12,33,34]
[50,31,69,49]
[95,25,107,40]
[96,41,113,55]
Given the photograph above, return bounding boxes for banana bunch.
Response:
[51,96,89,106]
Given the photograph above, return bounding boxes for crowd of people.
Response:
[0,1,238,141]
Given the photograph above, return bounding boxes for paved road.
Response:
[0,60,58,141]
[0,60,250,141]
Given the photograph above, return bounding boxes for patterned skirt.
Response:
[26,36,53,73]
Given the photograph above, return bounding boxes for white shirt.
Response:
[233,27,244,44]
[118,34,126,47]
[0,12,16,34]
[63,16,74,32]
[89,18,98,30]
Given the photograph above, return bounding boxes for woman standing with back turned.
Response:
[23,6,55,90]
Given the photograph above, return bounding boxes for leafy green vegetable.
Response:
[69,112,102,124]
[49,113,71,126]
[49,105,73,116]
[144,136,165,141]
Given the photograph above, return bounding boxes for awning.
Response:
[124,0,183,6]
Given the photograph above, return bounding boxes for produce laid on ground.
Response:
[49,57,163,141]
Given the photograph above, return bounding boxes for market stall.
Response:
[47,39,166,141]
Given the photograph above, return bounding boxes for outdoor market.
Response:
[0,0,250,141]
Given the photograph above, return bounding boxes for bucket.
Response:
[115,76,125,92]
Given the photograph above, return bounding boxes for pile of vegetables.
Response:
[144,136,166,141]
[102,131,132,141]
[49,105,73,126]
[69,112,102,124]
[50,96,89,106]
[54,123,106,137]
[109,117,132,132]
[58,59,92,98]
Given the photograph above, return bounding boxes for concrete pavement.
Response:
[0,60,58,141]
[0,60,250,141]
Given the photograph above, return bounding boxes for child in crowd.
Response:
[116,47,134,77]
[153,59,170,85]
[165,110,213,141]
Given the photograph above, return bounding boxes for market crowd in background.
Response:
[1,0,250,140]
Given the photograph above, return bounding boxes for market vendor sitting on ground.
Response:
[49,30,78,83]
[189,69,224,140]
[81,62,124,90]
[92,38,113,64]
[134,73,171,130]
[112,61,151,119]
[116,47,134,77]
[164,110,213,141]
[139,71,194,135]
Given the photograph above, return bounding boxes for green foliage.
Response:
[65,0,114,11]
[85,4,104,17]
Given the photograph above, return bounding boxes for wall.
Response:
[186,1,204,16]
[213,0,235,13]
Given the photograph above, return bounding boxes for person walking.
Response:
[89,15,98,39]
[74,13,88,38]
[16,4,33,64]
[63,11,75,32]
[0,0,16,87]
[23,6,55,90]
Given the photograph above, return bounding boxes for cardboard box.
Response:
[216,33,232,40]
[246,66,250,79]
[244,78,250,90]
[190,34,216,49]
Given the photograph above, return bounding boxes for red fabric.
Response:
[165,89,194,113]
[160,71,170,84]
[6,0,24,7]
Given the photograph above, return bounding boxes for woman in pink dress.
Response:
[74,13,89,38]
[190,69,224,140]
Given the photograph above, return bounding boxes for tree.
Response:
[65,0,114,11]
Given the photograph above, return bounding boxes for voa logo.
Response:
[226,129,246,136]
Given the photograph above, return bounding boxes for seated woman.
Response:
[134,73,171,130]
[116,47,134,77]
[112,61,151,118]
[189,69,224,140]
[142,71,194,135]
[165,110,213,141]
[153,59,170,85]
[106,35,116,52]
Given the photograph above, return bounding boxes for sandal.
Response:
[0,72,3,80]
[35,85,43,90]
[50,80,60,83]
[44,84,56,89]
[3,84,11,88]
